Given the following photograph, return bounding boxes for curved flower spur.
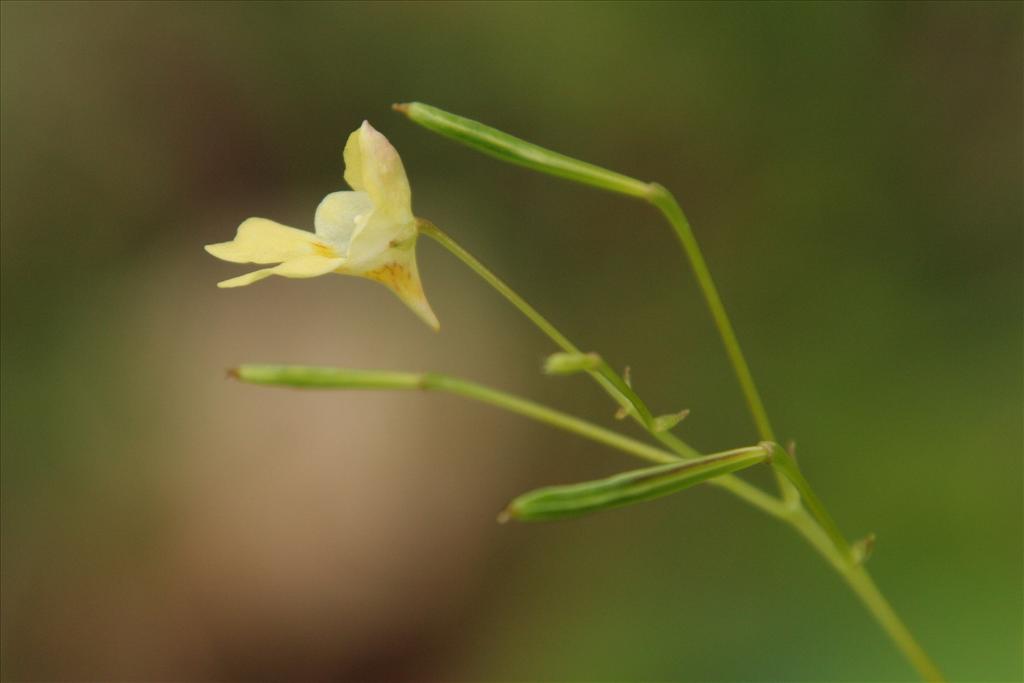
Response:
[205,121,439,330]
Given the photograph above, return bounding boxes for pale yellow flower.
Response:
[205,121,439,330]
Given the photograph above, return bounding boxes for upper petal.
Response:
[205,217,335,264]
[343,121,412,221]
[314,190,373,252]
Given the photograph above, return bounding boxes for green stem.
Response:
[786,508,945,682]
[418,218,818,527]
[430,372,671,465]
[423,219,712,464]
[237,359,939,680]
[238,364,672,464]
[645,186,774,443]
[770,442,851,559]
[418,218,672,446]
[645,185,798,504]
[417,220,791,517]
[396,102,941,680]
[641,181,945,680]
[416,217,942,682]
[397,104,778,461]
[767,447,940,680]
[234,364,784,517]
[841,565,945,682]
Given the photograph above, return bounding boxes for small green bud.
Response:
[653,409,691,433]
[543,351,602,376]
[852,533,877,565]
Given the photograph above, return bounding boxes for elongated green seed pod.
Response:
[231,364,682,465]
[234,365,423,390]
[393,102,653,198]
[502,445,771,522]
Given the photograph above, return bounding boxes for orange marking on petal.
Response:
[364,262,417,295]
[312,242,337,258]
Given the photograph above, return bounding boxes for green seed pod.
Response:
[234,364,422,390]
[501,445,771,522]
[394,102,653,198]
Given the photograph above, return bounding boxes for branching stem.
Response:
[235,364,787,518]
[417,218,943,682]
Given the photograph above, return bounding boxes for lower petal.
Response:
[359,246,439,331]
[217,255,345,288]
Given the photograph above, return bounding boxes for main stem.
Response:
[646,185,774,440]
[647,186,941,680]
[646,187,942,681]
[419,219,942,682]
[786,508,946,682]
[646,185,799,503]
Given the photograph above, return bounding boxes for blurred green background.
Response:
[2,2,1021,681]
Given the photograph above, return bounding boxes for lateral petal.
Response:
[314,190,373,252]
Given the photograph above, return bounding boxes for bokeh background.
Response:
[2,2,1021,681]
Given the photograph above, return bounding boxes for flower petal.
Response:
[356,240,439,331]
[217,255,345,288]
[343,121,412,221]
[314,190,373,251]
[205,217,334,264]
[345,211,417,271]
